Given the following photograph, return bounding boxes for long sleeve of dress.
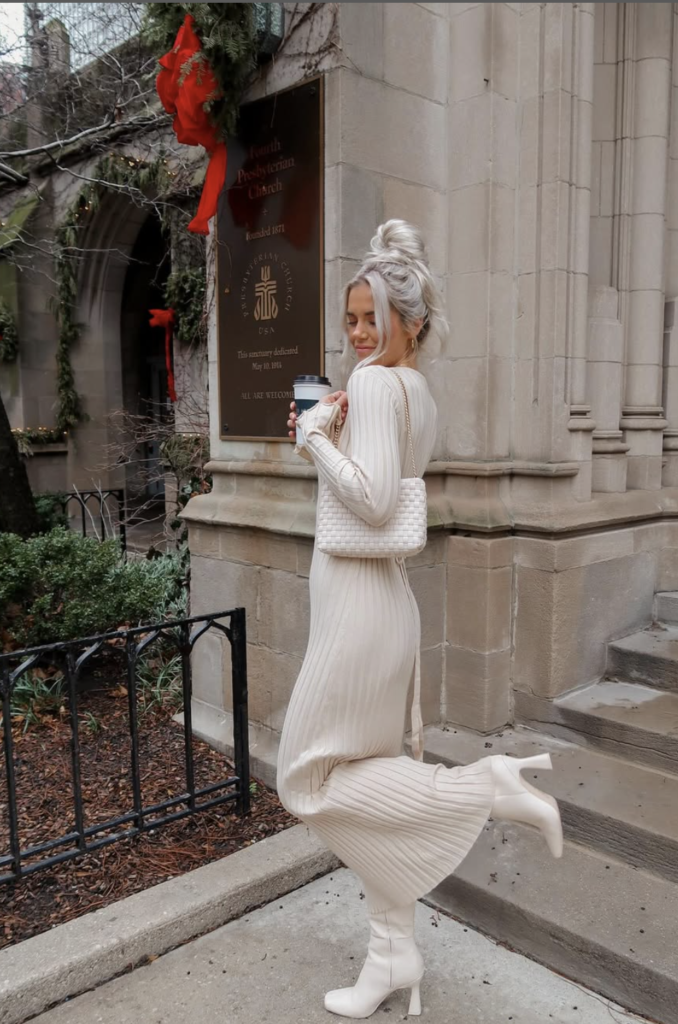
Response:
[296,369,400,527]
[292,399,338,464]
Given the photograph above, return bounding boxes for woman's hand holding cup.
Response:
[288,391,348,441]
[288,402,298,440]
[322,391,349,421]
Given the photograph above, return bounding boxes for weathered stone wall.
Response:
[182,4,678,751]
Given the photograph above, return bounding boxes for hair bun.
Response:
[369,219,429,268]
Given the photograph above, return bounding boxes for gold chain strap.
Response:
[393,370,418,478]
[332,411,341,447]
[331,371,418,478]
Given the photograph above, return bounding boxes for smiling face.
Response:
[346,282,414,368]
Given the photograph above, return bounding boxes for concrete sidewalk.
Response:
[0,825,339,1024]
[31,869,649,1024]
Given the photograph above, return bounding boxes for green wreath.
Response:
[142,3,258,140]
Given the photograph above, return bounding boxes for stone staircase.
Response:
[423,592,678,1024]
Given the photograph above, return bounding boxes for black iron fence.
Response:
[0,609,249,884]
[59,489,127,553]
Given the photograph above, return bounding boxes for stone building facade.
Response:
[0,142,205,504]
[184,2,678,774]
[0,3,209,511]
[1,5,673,1011]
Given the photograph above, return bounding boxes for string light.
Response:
[12,426,67,443]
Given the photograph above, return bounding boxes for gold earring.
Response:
[410,337,418,352]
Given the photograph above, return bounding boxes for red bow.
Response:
[156,15,227,235]
[149,308,177,403]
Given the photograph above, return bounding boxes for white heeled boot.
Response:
[324,902,424,1019]
[487,753,563,858]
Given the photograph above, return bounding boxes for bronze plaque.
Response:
[216,77,324,441]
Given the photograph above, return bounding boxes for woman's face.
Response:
[346,282,413,367]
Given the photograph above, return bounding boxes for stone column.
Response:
[663,298,678,485]
[440,3,597,734]
[513,2,596,506]
[443,2,517,467]
[441,2,520,733]
[567,3,597,499]
[620,2,671,489]
[663,9,678,485]
[587,4,628,491]
[588,286,629,491]
[666,6,678,299]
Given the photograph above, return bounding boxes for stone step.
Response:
[655,591,678,624]
[607,624,678,691]
[423,724,678,884]
[427,822,678,1024]
[552,679,678,776]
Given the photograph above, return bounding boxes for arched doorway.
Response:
[66,191,172,520]
[119,212,171,504]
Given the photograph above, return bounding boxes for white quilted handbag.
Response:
[316,371,427,559]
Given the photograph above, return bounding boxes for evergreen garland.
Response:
[164,267,206,346]
[12,427,66,456]
[54,200,85,431]
[0,298,19,363]
[142,3,258,141]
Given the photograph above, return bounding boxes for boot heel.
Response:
[512,753,552,773]
[408,980,422,1016]
[491,754,564,859]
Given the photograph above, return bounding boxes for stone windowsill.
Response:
[26,442,68,455]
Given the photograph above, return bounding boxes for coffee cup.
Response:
[293,375,332,445]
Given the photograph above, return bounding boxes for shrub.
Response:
[0,529,187,650]
[143,544,190,623]
[33,492,70,533]
[8,669,66,733]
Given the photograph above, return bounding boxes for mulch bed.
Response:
[0,656,295,951]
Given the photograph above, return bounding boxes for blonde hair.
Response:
[341,220,448,374]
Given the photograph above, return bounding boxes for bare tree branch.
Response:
[1,112,166,162]
[0,118,116,159]
[0,161,29,184]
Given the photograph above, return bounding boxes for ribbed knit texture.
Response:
[277,366,494,913]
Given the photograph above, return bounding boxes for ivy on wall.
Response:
[0,298,18,363]
[53,200,86,432]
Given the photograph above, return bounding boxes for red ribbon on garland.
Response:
[156,14,227,235]
[149,308,177,403]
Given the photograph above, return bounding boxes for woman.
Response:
[277,221,562,1020]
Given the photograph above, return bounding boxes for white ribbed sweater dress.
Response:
[277,365,494,913]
